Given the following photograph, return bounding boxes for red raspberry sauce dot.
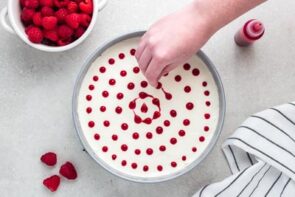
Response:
[112,154,117,160]
[171,162,177,167]
[102,90,109,97]
[199,136,205,142]
[146,132,153,139]
[204,126,209,132]
[93,76,98,81]
[133,67,140,74]
[141,81,148,88]
[120,70,127,77]
[112,134,118,141]
[109,79,116,85]
[206,101,211,106]
[132,132,139,139]
[170,110,177,117]
[192,68,200,76]
[164,73,169,77]
[121,144,128,151]
[146,148,153,155]
[115,106,122,114]
[183,63,191,70]
[192,147,197,152]
[164,120,170,127]
[204,90,210,96]
[108,58,115,65]
[156,126,163,134]
[86,95,92,101]
[202,81,208,87]
[135,149,141,155]
[103,120,110,127]
[117,92,124,100]
[127,82,135,90]
[131,163,137,169]
[157,165,163,171]
[178,130,186,137]
[102,146,108,152]
[100,106,106,112]
[86,107,92,114]
[183,119,190,126]
[175,75,182,82]
[119,53,125,59]
[99,66,106,73]
[186,102,194,110]
[159,145,166,152]
[88,121,95,128]
[143,165,149,172]
[204,113,211,119]
[121,160,127,166]
[170,138,177,145]
[143,118,152,124]
[130,49,136,56]
[184,86,191,93]
[182,156,187,161]
[94,133,100,140]
[121,123,128,130]
[156,82,162,89]
[89,85,95,90]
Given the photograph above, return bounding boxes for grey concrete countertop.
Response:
[0,0,294,196]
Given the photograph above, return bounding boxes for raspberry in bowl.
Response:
[0,0,107,52]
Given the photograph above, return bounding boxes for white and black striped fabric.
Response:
[194,102,295,197]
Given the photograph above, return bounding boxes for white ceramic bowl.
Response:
[0,0,107,52]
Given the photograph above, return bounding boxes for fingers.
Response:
[138,46,152,73]
[145,59,165,87]
[135,33,148,60]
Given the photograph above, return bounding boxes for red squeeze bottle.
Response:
[234,19,265,47]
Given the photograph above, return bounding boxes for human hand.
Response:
[135,2,215,87]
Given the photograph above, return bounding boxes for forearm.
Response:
[192,0,266,34]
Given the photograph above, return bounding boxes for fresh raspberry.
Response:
[40,0,53,7]
[42,16,58,30]
[74,0,83,3]
[25,0,39,9]
[44,30,59,42]
[67,1,78,13]
[65,13,80,29]
[33,12,42,26]
[57,39,71,46]
[43,175,60,192]
[54,0,70,8]
[25,25,34,34]
[55,8,68,23]
[59,161,78,180]
[79,0,93,14]
[26,27,43,43]
[20,0,27,7]
[41,6,54,16]
[57,25,73,39]
[74,26,85,38]
[21,8,35,23]
[40,152,57,166]
[79,13,91,27]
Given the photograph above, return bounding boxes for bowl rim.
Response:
[72,31,226,183]
[7,0,99,52]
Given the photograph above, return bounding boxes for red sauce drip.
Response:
[135,149,141,155]
[100,106,106,112]
[102,90,109,97]
[183,119,190,126]
[141,103,148,113]
[178,130,185,137]
[121,144,128,151]
[153,111,161,119]
[112,134,118,141]
[186,102,194,110]
[88,121,95,128]
[202,81,207,87]
[117,92,124,100]
[164,120,170,127]
[115,106,122,114]
[86,107,92,114]
[206,101,211,106]
[171,162,177,167]
[183,63,191,70]
[133,67,140,74]
[121,160,127,166]
[89,84,95,90]
[182,156,187,161]
[131,163,137,169]
[156,82,162,89]
[204,90,210,96]
[93,76,99,81]
[134,114,142,124]
[192,147,197,152]
[146,148,153,155]
[99,66,106,73]
[199,136,205,142]
[204,126,209,132]
[170,110,177,117]
[143,165,149,172]
[109,79,116,85]
[161,88,172,100]
[102,146,108,152]
[121,123,128,130]
[108,58,115,65]
[146,132,153,139]
[170,137,177,145]
[139,92,150,99]
[129,100,136,109]
[159,145,166,151]
[156,126,163,134]
[132,132,139,139]
[120,70,127,77]
[141,81,148,88]
[204,113,211,119]
[86,95,92,101]
[103,120,110,127]
[143,118,152,124]
[127,82,135,90]
[157,165,163,171]
[192,68,200,76]
[130,49,136,56]
[94,133,100,140]
[175,75,182,82]
[112,154,117,160]
[184,86,191,93]
[119,53,125,59]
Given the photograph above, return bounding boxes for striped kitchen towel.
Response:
[194,102,295,197]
